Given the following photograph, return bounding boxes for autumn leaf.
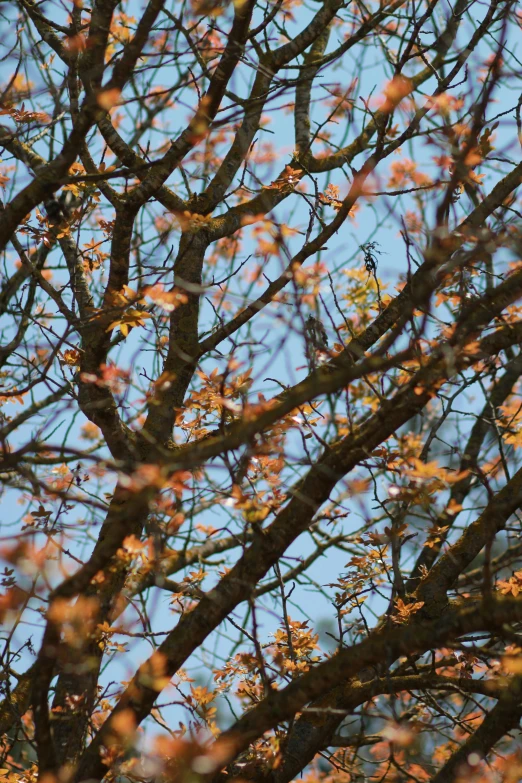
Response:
[144,284,188,312]
[266,165,303,190]
[392,598,425,624]
[106,308,151,336]
[380,75,413,113]
[60,348,81,367]
[497,571,522,597]
[97,88,122,110]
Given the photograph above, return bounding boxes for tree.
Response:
[1,0,522,780]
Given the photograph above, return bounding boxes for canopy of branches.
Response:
[1,0,522,781]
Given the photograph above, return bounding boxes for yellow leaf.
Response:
[503,656,522,674]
